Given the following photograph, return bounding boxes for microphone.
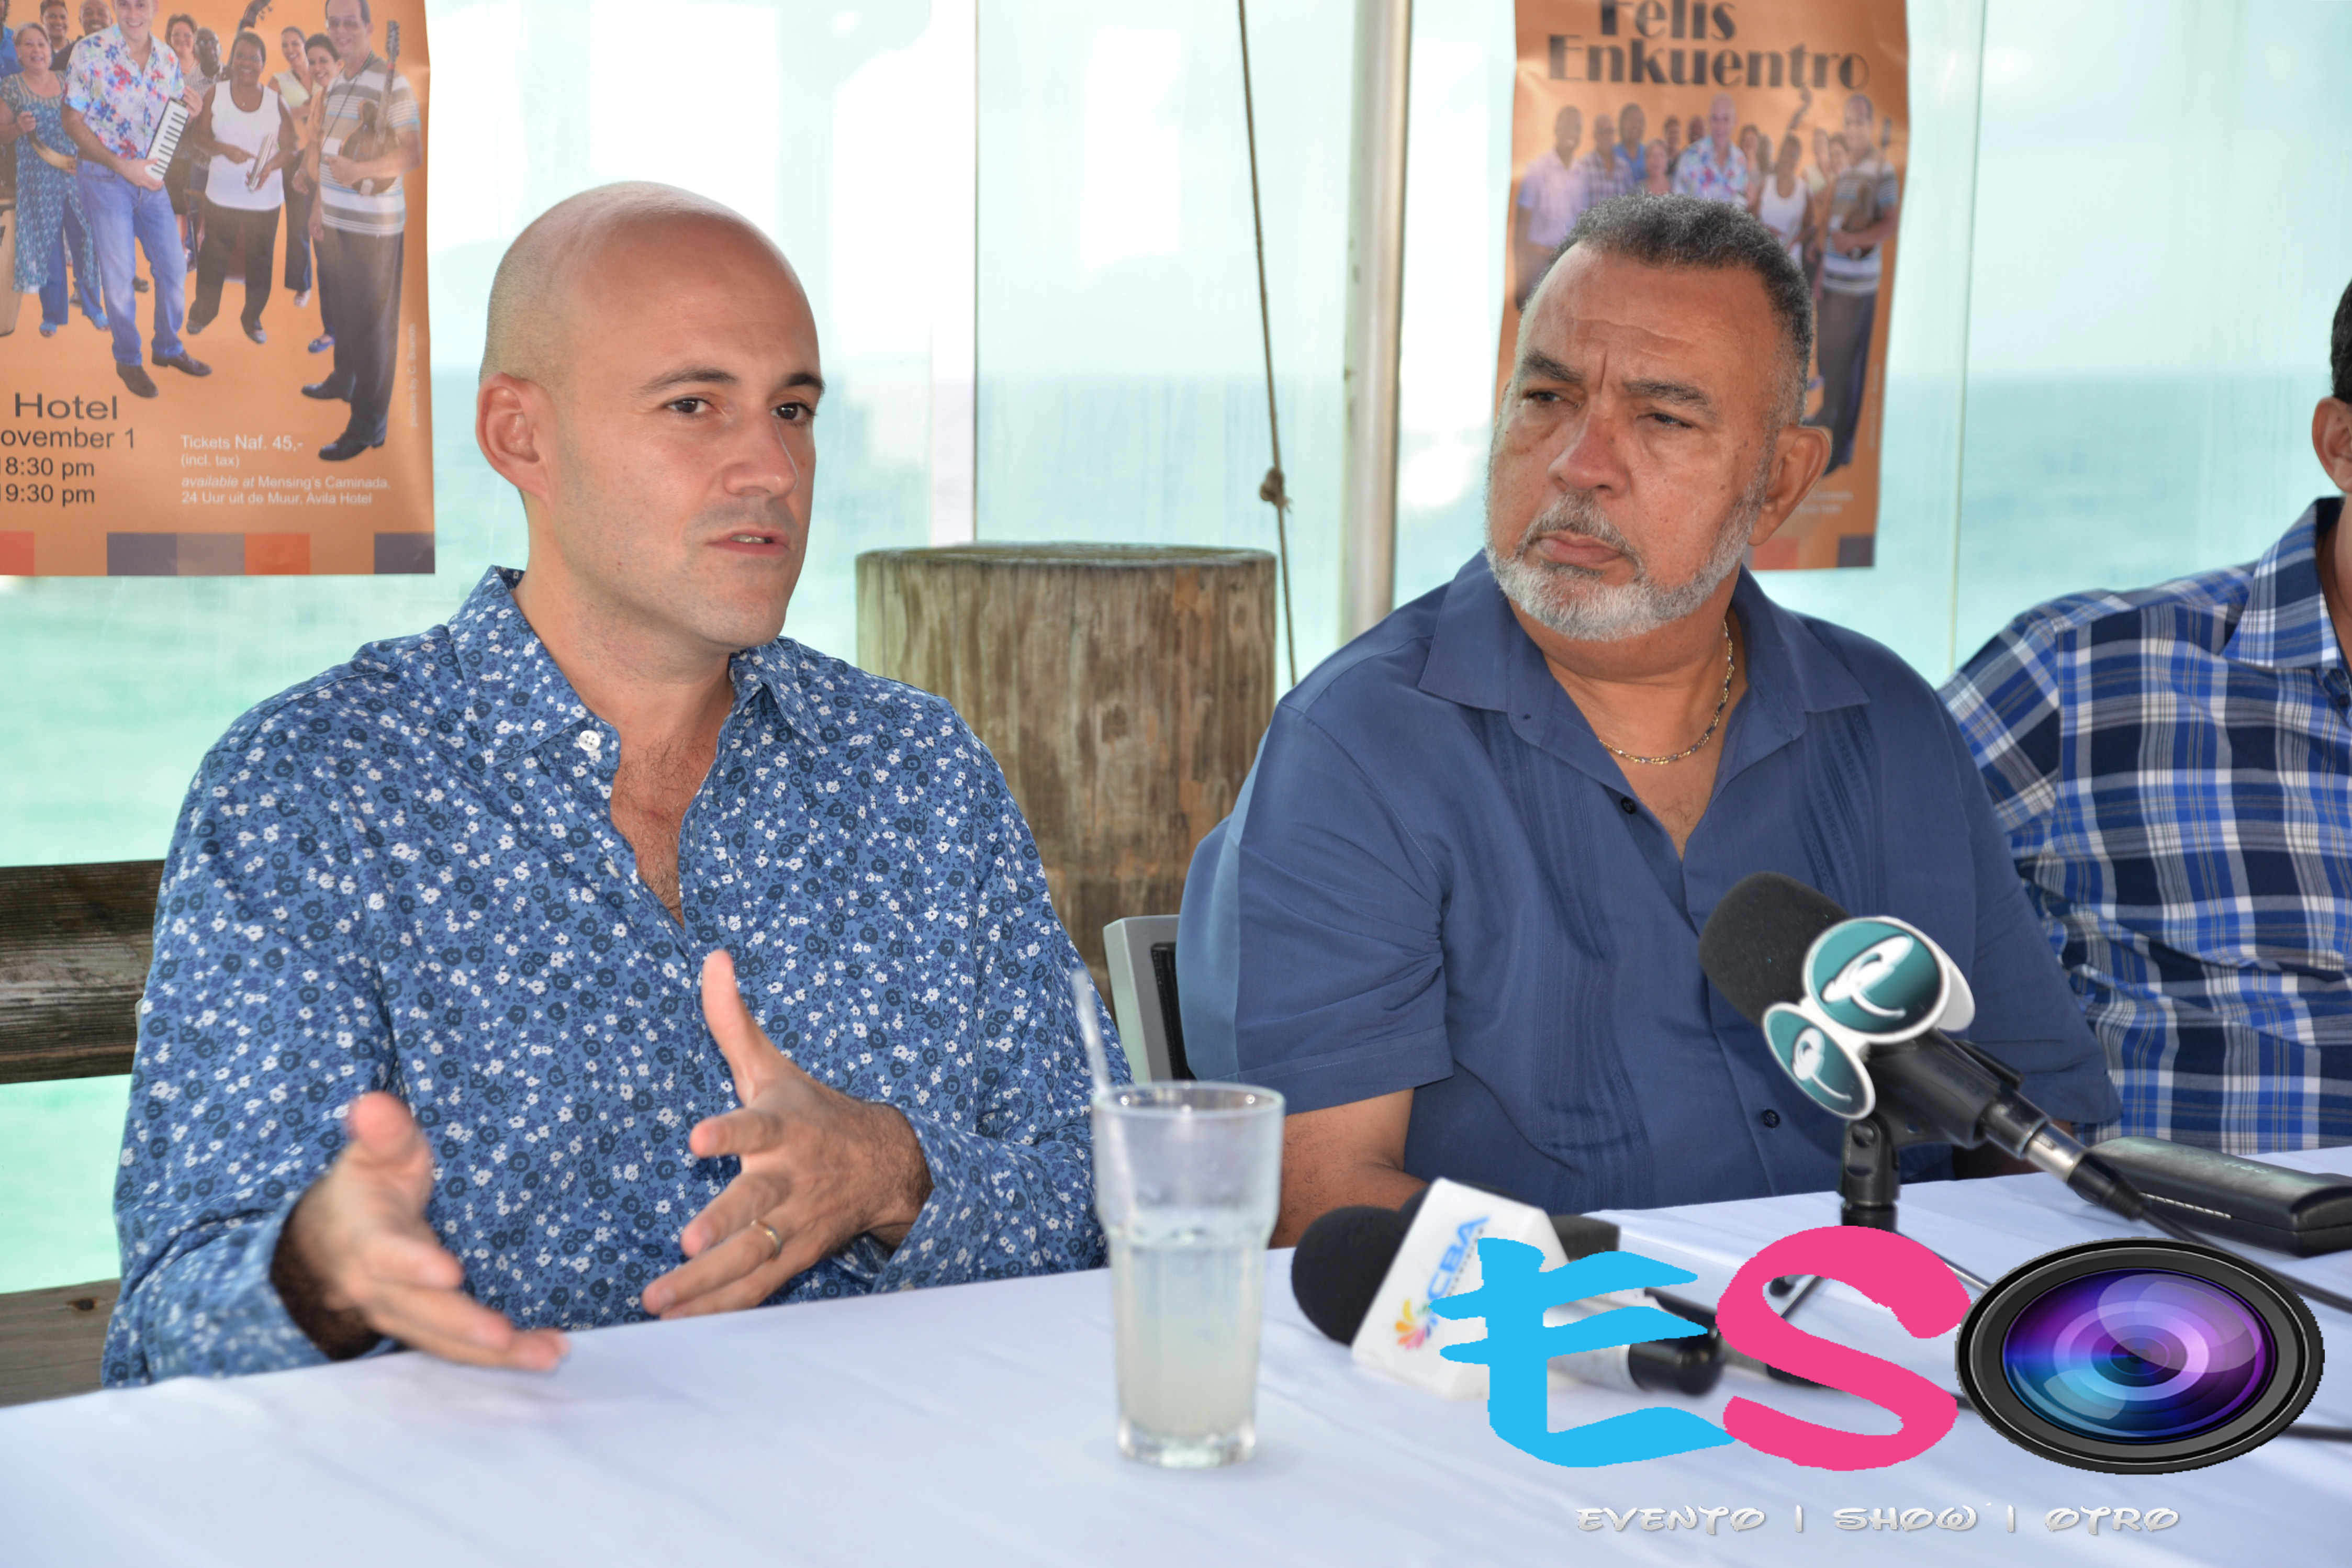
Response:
[1290,1185,1627,1343]
[1290,1178,1723,1398]
[1697,872,2152,1224]
[1698,875,2352,1324]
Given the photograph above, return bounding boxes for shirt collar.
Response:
[429,568,600,772]
[2220,498,2345,671]
[423,568,830,774]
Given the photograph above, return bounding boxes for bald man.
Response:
[104,183,1119,1386]
[1673,91,1750,207]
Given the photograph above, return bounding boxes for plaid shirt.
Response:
[1576,147,1636,210]
[63,24,183,163]
[1941,499,2352,1153]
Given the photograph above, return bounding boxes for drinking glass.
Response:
[1093,1082,1285,1468]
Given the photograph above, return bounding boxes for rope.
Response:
[1237,0,1299,690]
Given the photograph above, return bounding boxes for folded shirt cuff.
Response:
[129,1197,342,1384]
[868,1112,999,1291]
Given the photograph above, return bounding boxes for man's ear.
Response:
[1750,422,1832,547]
[2314,398,2352,494]
[477,374,554,509]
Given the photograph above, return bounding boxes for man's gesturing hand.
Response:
[271,1091,569,1371]
[640,950,934,1320]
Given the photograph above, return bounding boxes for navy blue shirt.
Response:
[1179,556,2116,1214]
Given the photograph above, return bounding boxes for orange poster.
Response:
[0,0,430,576]
[1504,0,1906,569]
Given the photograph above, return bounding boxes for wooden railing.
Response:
[0,860,158,1405]
[0,860,161,1085]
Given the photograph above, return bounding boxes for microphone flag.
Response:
[1351,1179,1573,1399]
[1757,915,1977,1122]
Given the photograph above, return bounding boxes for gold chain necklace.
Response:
[1597,620,1735,766]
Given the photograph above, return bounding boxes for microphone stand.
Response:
[1771,1113,1905,1325]
[1838,1112,1901,1231]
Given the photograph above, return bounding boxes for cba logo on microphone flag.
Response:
[1428,1241,1735,1466]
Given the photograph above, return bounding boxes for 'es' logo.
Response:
[1432,1228,1972,1473]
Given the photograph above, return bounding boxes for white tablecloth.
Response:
[5,1153,2347,1565]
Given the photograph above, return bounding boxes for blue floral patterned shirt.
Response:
[105,568,1119,1386]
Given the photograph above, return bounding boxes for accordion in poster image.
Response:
[0,0,433,578]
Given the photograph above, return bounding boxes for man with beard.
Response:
[104,183,1113,1384]
[1176,196,2112,1241]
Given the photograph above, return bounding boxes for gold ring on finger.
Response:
[753,1219,785,1262]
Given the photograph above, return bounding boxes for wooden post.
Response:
[856,545,1276,984]
[0,860,161,1085]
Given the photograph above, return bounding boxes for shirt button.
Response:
[1619,796,1639,815]
[1760,1109,1782,1128]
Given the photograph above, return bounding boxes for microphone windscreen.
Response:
[1291,1204,1412,1343]
[1697,871,1851,1025]
[1406,1184,1619,1259]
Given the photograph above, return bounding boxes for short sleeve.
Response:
[1190,708,1452,1114]
[388,71,419,132]
[63,48,95,116]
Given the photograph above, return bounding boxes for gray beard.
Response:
[1485,467,1767,643]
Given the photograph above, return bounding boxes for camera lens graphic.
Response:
[2000,1270,2271,1441]
[1957,1238,2323,1474]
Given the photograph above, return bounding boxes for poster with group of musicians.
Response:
[0,0,429,577]
[1505,0,1907,570]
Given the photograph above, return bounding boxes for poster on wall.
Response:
[0,0,429,577]
[1504,0,1905,569]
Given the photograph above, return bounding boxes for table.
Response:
[5,1152,2347,1565]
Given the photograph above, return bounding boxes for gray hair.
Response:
[1547,193,1815,425]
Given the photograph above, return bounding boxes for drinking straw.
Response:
[1069,966,1114,1102]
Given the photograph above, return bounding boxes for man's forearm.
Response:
[857,1101,934,1250]
[868,1109,1104,1290]
[1843,215,1897,250]
[62,107,128,175]
[1274,1161,1425,1248]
